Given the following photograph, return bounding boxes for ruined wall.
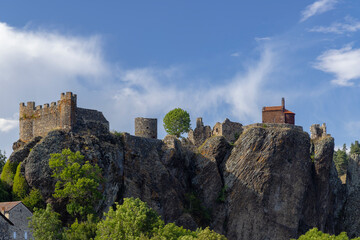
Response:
[135,118,157,139]
[188,118,212,147]
[212,118,243,143]
[310,123,328,140]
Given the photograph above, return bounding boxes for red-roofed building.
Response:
[262,98,295,124]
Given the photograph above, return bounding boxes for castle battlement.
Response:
[19,92,109,142]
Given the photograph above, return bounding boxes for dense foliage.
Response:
[334,144,348,176]
[163,108,191,137]
[49,148,102,220]
[293,228,360,240]
[29,197,227,240]
[22,188,45,212]
[29,204,63,240]
[0,159,18,186]
[13,163,29,199]
[95,198,226,240]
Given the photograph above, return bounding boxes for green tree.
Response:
[163,108,191,138]
[0,150,6,173]
[13,163,29,199]
[292,227,360,240]
[49,148,102,220]
[0,179,11,201]
[95,198,164,240]
[350,141,360,155]
[22,188,45,212]
[0,160,18,186]
[29,204,63,240]
[334,147,348,176]
[63,214,98,240]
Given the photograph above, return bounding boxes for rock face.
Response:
[7,123,351,240]
[342,154,360,238]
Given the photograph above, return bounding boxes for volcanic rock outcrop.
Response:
[7,123,352,240]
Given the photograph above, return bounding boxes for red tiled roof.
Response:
[263,106,283,111]
[284,110,295,114]
[0,201,22,212]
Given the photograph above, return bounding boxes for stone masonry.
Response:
[19,92,109,142]
[188,118,212,147]
[0,201,32,240]
[212,118,243,143]
[310,123,329,140]
[188,117,243,147]
[135,117,157,139]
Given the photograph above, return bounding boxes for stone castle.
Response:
[19,92,109,142]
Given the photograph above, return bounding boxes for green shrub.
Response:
[22,188,45,212]
[0,160,18,186]
[217,185,228,203]
[13,163,29,199]
[184,192,211,226]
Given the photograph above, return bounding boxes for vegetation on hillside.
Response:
[293,228,360,240]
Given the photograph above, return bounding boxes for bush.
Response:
[29,204,63,240]
[13,163,29,199]
[63,214,98,240]
[22,188,45,212]
[0,160,18,186]
[95,198,163,240]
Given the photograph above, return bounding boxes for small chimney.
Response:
[281,98,285,109]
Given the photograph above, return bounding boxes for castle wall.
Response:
[135,118,157,139]
[19,92,108,142]
[19,93,76,142]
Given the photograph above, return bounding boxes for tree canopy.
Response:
[293,227,360,240]
[49,148,102,220]
[163,108,191,138]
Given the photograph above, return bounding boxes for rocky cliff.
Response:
[7,123,352,240]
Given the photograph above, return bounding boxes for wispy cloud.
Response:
[110,45,276,133]
[231,52,240,57]
[314,45,360,86]
[0,119,18,132]
[309,16,360,34]
[300,0,338,22]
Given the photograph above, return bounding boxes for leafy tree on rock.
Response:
[96,198,163,240]
[334,145,348,176]
[22,188,45,212]
[49,148,102,221]
[29,204,63,240]
[163,108,191,138]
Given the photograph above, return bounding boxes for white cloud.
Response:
[300,0,338,22]
[314,45,360,86]
[255,37,271,42]
[231,52,240,57]
[309,16,360,34]
[0,119,18,132]
[0,21,277,151]
[109,45,275,134]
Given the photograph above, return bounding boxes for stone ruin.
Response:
[19,92,109,142]
[188,117,243,147]
[188,118,212,147]
[310,123,329,140]
[134,117,157,139]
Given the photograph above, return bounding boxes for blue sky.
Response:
[0,0,359,155]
